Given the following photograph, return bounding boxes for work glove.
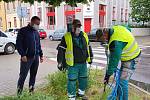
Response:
[88,57,93,64]
[57,63,67,71]
[104,74,110,85]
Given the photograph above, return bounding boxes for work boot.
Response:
[68,96,76,100]
[77,93,88,100]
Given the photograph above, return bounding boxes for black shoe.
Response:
[17,88,23,96]
[29,86,34,94]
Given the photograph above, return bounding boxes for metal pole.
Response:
[19,0,22,27]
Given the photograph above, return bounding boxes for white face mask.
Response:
[75,28,81,34]
[33,24,39,30]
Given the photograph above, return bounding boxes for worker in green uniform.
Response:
[96,25,141,100]
[57,19,93,100]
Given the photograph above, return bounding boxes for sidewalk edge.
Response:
[129,82,150,96]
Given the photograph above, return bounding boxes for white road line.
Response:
[49,58,107,65]
[97,47,105,49]
[93,59,107,64]
[87,64,104,70]
[49,58,57,62]
[93,51,105,54]
[139,45,150,48]
[94,54,107,58]
[92,48,105,51]
[142,53,150,56]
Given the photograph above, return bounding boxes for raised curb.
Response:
[129,83,150,96]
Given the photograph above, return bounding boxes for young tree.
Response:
[130,0,150,25]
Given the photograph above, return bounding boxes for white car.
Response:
[0,31,16,54]
[49,29,66,41]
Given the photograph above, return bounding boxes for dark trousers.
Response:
[17,56,39,90]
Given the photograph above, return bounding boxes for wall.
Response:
[0,1,7,31]
[5,1,30,29]
[131,28,150,36]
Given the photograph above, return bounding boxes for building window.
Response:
[65,5,75,11]
[47,6,55,12]
[47,7,55,30]
[0,17,2,27]
[38,7,42,20]
[13,1,15,9]
[125,9,128,22]
[112,7,116,20]
[48,16,55,25]
[121,8,124,22]
[7,3,9,10]
[8,22,11,28]
[99,4,106,27]
[27,9,30,21]
[64,5,75,28]
[14,17,17,27]
[113,0,116,5]
[99,4,105,11]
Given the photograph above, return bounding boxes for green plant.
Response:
[0,91,53,100]
[43,71,68,100]
[1,70,150,100]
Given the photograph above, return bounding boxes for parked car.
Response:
[5,28,19,38]
[38,29,47,39]
[88,28,98,41]
[49,29,66,41]
[0,31,16,54]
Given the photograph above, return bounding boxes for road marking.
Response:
[93,59,107,64]
[93,51,105,54]
[92,48,105,51]
[48,58,107,64]
[139,45,150,48]
[49,58,57,62]
[47,47,108,69]
[87,64,104,70]
[94,54,107,58]
[97,47,105,49]
[142,53,150,56]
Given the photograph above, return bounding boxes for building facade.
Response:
[0,1,7,31]
[0,0,130,32]
[5,0,30,29]
[28,0,130,33]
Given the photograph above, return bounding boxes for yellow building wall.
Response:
[5,1,21,29]
[0,1,7,31]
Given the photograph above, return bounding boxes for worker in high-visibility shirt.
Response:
[57,19,93,100]
[96,25,141,100]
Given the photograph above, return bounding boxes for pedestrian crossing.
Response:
[48,45,147,70]
[48,46,108,70]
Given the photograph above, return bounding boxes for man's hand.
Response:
[40,56,44,63]
[21,56,27,62]
[57,63,67,71]
[104,74,110,85]
[88,57,93,64]
[57,63,63,71]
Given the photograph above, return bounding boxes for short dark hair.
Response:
[72,19,82,27]
[31,16,40,22]
[96,29,103,39]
